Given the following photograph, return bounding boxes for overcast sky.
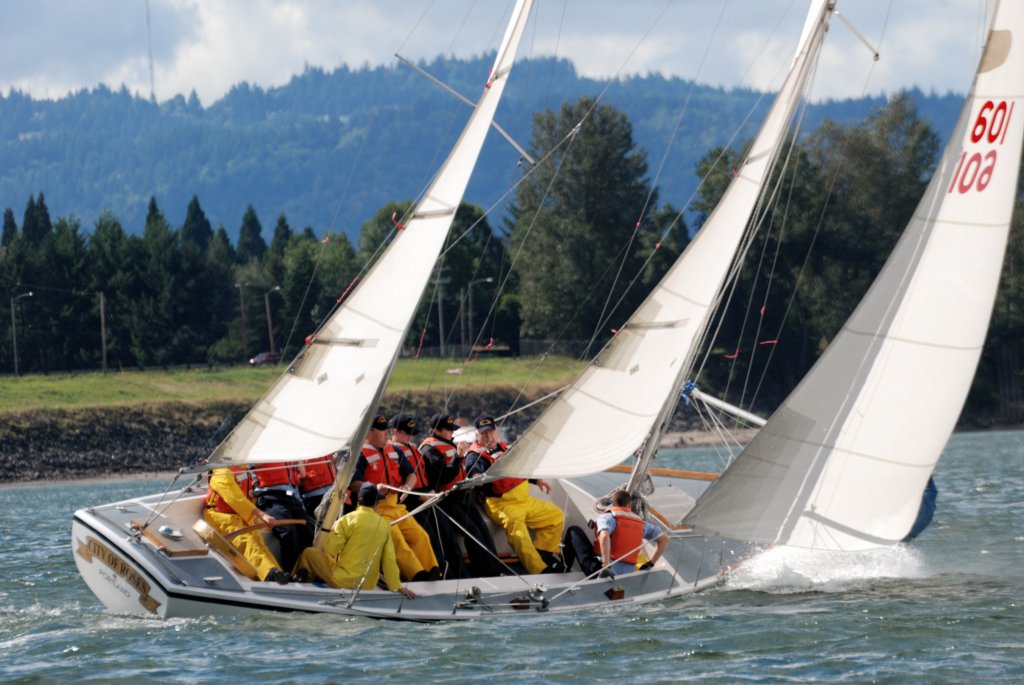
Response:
[0,0,993,106]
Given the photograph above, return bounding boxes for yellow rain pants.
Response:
[204,469,281,581]
[483,481,564,574]
[376,493,439,580]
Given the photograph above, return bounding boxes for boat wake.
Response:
[722,544,929,594]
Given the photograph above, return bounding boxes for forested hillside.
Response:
[0,54,964,242]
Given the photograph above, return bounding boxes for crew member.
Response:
[203,466,289,583]
[350,415,441,582]
[464,415,565,574]
[388,413,462,578]
[420,412,501,577]
[251,460,314,571]
[298,453,338,519]
[562,490,669,577]
[292,483,416,598]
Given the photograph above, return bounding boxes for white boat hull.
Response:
[72,472,761,620]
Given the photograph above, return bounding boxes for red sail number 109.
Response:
[948,99,1015,194]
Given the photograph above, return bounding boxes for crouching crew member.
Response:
[464,416,565,574]
[420,413,502,577]
[293,483,416,598]
[350,414,441,582]
[204,466,288,583]
[251,460,314,572]
[563,490,669,577]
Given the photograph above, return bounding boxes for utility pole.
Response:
[99,291,107,373]
[264,286,280,354]
[10,291,33,376]
[236,283,248,362]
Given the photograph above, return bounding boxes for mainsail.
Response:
[207,0,534,466]
[684,1,1024,550]
[487,0,835,480]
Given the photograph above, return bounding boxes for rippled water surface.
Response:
[2,430,1022,683]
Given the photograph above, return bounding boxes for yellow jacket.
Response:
[208,468,259,523]
[322,505,401,591]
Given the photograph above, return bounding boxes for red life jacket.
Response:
[300,455,336,493]
[251,461,299,489]
[420,436,465,489]
[205,466,252,514]
[595,506,645,565]
[388,441,428,489]
[468,441,523,496]
[360,444,404,487]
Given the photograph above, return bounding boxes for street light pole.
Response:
[236,283,248,362]
[10,291,33,376]
[467,277,494,348]
[263,285,280,354]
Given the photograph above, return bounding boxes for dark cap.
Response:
[389,414,418,435]
[475,415,496,433]
[428,413,459,432]
[369,415,388,431]
[357,482,379,506]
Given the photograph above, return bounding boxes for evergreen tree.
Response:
[265,212,293,287]
[21,195,38,246]
[127,197,183,366]
[87,211,136,368]
[507,97,653,346]
[180,195,213,250]
[236,204,267,263]
[1,208,16,247]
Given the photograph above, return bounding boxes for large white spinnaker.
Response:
[487,0,835,480]
[684,1,1024,550]
[206,0,534,466]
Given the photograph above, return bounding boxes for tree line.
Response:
[1,93,1021,422]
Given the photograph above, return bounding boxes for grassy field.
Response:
[0,356,585,415]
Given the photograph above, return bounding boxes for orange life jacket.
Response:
[420,436,465,489]
[205,466,252,514]
[251,461,299,489]
[300,455,336,493]
[388,441,428,489]
[596,506,645,565]
[360,444,404,487]
[468,441,523,496]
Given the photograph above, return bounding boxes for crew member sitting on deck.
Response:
[464,415,565,574]
[420,412,501,577]
[251,460,314,572]
[292,482,416,598]
[562,490,669,578]
[350,414,441,582]
[203,466,290,584]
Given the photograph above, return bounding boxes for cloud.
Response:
[0,0,991,105]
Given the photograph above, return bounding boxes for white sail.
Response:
[684,1,1024,550]
[207,0,534,466]
[487,0,835,480]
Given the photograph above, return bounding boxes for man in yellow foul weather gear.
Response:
[348,415,441,582]
[293,483,416,598]
[203,466,288,583]
[464,416,565,575]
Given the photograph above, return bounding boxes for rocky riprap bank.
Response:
[11,388,702,483]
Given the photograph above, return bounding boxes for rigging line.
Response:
[745,16,892,412]
[633,0,731,230]
[732,68,819,410]
[394,0,441,57]
[543,0,568,113]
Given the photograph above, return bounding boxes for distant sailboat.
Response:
[72,0,1024,619]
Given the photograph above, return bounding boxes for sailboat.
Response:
[72,0,1024,620]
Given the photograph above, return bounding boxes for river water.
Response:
[1,430,1022,684]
